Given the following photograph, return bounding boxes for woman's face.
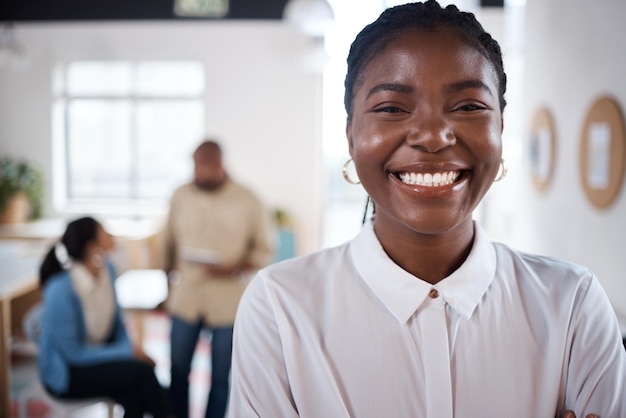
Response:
[94,223,115,253]
[347,28,503,238]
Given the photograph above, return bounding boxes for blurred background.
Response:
[2,0,624,306]
[1,0,626,414]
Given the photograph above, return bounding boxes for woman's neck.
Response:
[373,219,475,285]
[80,260,102,279]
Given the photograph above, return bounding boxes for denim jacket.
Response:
[38,260,133,394]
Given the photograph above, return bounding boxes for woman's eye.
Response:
[373,106,405,114]
[456,103,487,112]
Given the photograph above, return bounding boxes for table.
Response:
[0,240,48,418]
[0,219,63,241]
[115,269,169,348]
[0,216,165,271]
[0,217,163,418]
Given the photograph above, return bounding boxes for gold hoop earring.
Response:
[343,159,360,185]
[494,158,508,182]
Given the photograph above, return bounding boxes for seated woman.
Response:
[37,216,173,418]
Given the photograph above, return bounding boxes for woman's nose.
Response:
[405,113,456,152]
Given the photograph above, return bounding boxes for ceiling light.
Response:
[0,23,29,71]
[173,0,229,18]
[283,0,334,37]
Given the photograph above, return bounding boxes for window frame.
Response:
[52,60,206,216]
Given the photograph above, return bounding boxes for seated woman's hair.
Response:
[39,216,100,285]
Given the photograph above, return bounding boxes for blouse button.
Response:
[428,288,439,299]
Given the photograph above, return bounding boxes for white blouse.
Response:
[70,262,116,344]
[228,220,626,418]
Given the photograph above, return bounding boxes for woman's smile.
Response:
[389,166,469,202]
[397,170,460,187]
[389,160,469,198]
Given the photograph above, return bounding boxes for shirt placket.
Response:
[419,289,453,418]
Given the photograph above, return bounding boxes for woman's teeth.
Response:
[399,171,459,187]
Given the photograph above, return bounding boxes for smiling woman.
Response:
[227,2,626,418]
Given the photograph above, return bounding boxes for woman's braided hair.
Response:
[344,0,507,121]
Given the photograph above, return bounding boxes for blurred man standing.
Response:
[163,140,274,418]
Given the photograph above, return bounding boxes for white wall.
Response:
[0,20,324,255]
[486,0,626,317]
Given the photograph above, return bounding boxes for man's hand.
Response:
[204,261,252,277]
[203,262,240,277]
[562,411,599,418]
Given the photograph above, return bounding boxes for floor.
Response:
[10,311,213,418]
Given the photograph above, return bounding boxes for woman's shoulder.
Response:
[256,242,351,285]
[43,269,72,291]
[242,243,352,315]
[492,241,594,285]
[42,270,75,304]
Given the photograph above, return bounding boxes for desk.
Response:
[0,219,63,241]
[0,217,162,418]
[0,240,47,418]
[115,269,168,348]
[0,216,165,271]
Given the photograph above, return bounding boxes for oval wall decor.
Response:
[528,106,557,193]
[579,96,626,209]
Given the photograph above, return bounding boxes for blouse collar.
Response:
[349,219,497,323]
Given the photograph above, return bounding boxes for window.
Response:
[53,61,205,214]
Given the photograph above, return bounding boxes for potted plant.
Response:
[272,208,295,262]
[0,156,43,223]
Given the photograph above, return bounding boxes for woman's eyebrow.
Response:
[443,79,494,96]
[365,80,493,100]
[366,83,413,99]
